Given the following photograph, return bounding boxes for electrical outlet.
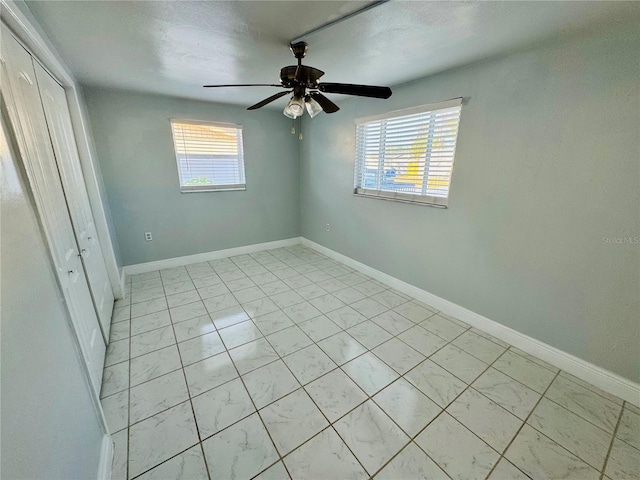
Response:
[144,232,153,242]
[326,223,331,232]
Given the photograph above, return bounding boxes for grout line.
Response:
[105,245,625,480]
[599,401,626,479]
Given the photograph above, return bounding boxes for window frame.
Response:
[353,98,462,208]
[169,119,246,193]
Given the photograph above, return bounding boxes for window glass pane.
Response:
[170,121,246,191]
[354,102,462,205]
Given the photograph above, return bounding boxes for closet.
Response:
[2,25,112,394]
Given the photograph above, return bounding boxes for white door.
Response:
[34,62,114,340]
[2,30,105,393]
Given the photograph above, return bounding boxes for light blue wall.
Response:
[83,88,300,266]
[1,118,104,479]
[300,25,640,382]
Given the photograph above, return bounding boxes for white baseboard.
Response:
[96,434,113,480]
[301,238,640,407]
[123,237,303,276]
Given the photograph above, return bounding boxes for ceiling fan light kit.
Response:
[203,41,392,121]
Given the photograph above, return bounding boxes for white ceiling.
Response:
[25,1,639,109]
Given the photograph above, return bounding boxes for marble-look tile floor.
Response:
[101,245,640,480]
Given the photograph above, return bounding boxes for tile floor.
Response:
[101,245,639,480]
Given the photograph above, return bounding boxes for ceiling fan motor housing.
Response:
[279,65,325,89]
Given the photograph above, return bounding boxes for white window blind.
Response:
[354,98,462,207]
[170,120,246,192]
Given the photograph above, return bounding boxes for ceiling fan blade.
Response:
[309,92,340,114]
[203,84,283,88]
[247,91,291,110]
[318,82,392,99]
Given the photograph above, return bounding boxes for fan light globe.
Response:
[283,96,304,118]
[305,97,323,118]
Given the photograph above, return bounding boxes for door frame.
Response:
[2,0,125,300]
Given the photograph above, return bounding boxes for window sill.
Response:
[180,186,246,193]
[353,189,448,208]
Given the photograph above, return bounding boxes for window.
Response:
[354,98,462,207]
[170,120,246,192]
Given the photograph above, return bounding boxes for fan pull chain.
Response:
[291,118,296,135]
[298,118,303,140]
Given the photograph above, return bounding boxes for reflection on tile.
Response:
[506,425,599,480]
[131,326,175,358]
[376,442,448,480]
[101,390,128,434]
[528,398,612,470]
[545,375,621,433]
[130,345,182,387]
[405,359,466,407]
[243,360,300,409]
[218,320,263,349]
[416,413,499,480]
[285,427,368,480]
[192,378,255,439]
[373,378,441,436]
[136,445,208,480]
[260,389,329,455]
[431,344,487,384]
[178,331,225,366]
[184,352,238,396]
[447,388,522,452]
[334,400,409,475]
[242,297,280,318]
[253,310,296,336]
[203,293,239,314]
[605,437,640,479]
[342,352,399,395]
[305,369,367,422]
[317,331,367,365]
[473,368,540,419]
[130,370,189,424]
[266,326,313,357]
[298,315,342,342]
[373,338,425,374]
[228,338,279,375]
[128,401,199,478]
[493,350,556,394]
[202,413,279,480]
[172,315,215,343]
[209,305,248,329]
[283,344,337,385]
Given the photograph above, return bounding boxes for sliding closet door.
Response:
[1,29,105,393]
[34,62,114,339]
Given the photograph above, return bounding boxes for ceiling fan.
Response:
[203,42,392,119]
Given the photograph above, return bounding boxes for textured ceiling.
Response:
[25,1,639,109]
